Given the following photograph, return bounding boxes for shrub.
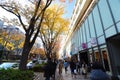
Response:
[0,69,34,80]
[30,63,46,72]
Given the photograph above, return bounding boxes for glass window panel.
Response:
[78,28,81,47]
[98,0,114,29]
[74,31,76,45]
[109,0,120,22]
[82,24,86,43]
[76,30,79,47]
[79,28,82,44]
[116,22,120,32]
[93,6,104,37]
[77,30,79,46]
[105,26,117,38]
[85,20,91,42]
[80,27,83,43]
[98,35,105,44]
[88,13,96,37]
[88,42,91,48]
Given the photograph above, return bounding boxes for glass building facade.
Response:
[64,0,120,78]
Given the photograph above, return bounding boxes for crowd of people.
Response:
[43,58,111,80]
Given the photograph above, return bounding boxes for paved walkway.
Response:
[34,67,90,80]
[55,67,90,80]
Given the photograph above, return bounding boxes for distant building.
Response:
[64,0,120,78]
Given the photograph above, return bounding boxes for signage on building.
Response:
[91,37,97,46]
[81,43,87,49]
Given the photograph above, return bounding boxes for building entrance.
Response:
[106,34,120,75]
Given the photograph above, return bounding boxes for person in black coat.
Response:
[70,60,76,78]
[51,59,57,80]
[90,61,110,80]
[43,60,53,80]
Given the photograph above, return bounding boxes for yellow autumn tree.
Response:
[0,28,24,61]
[30,47,46,59]
[39,4,69,60]
[0,29,24,50]
[0,30,14,50]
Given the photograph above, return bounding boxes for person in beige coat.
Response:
[58,60,63,75]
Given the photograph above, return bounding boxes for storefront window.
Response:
[94,52,100,61]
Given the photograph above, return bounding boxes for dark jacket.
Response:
[43,61,53,77]
[90,62,110,80]
[90,69,110,80]
[70,61,76,69]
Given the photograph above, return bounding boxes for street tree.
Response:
[39,4,69,60]
[30,47,46,59]
[0,0,52,70]
[11,31,24,55]
[0,28,24,61]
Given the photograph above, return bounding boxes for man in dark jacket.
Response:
[44,60,53,80]
[90,61,110,80]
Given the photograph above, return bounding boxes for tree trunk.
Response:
[19,37,32,70]
[0,47,4,64]
[46,48,52,61]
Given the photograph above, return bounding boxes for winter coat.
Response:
[90,69,110,80]
[43,61,53,77]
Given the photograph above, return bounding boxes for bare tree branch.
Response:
[0,4,27,32]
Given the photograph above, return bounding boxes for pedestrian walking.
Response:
[58,60,63,75]
[64,60,69,74]
[70,59,76,78]
[76,60,81,74]
[90,61,110,80]
[51,59,57,80]
[43,60,53,80]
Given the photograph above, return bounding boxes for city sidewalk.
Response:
[34,67,90,80]
[55,67,90,80]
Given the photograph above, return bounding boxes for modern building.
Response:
[64,0,120,78]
